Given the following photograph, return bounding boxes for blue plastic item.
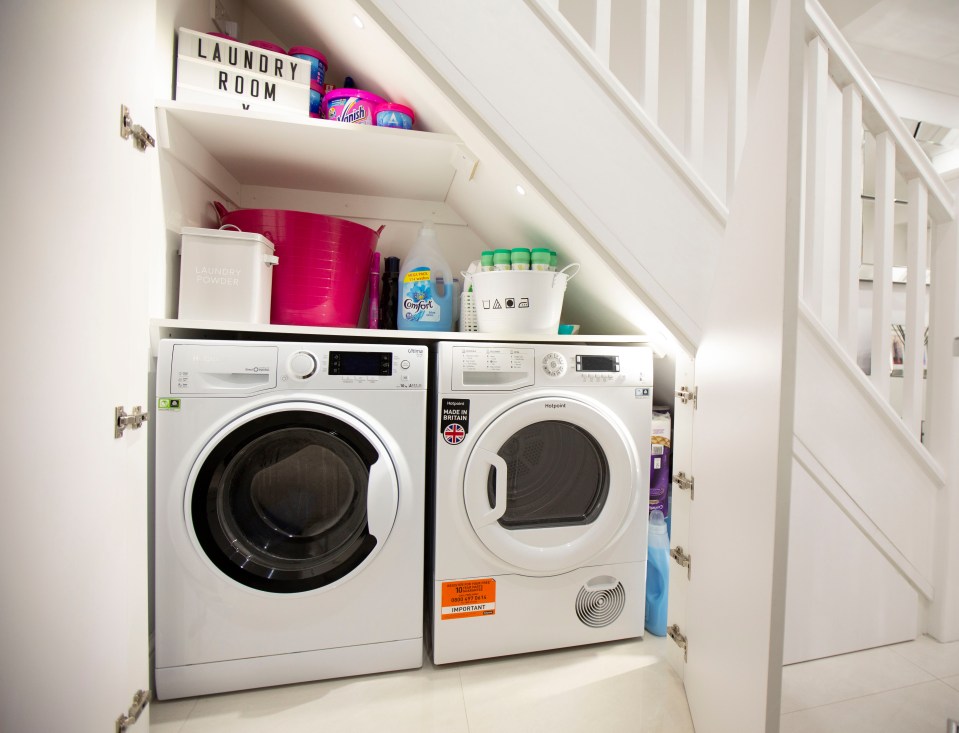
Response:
[397,222,454,332]
[645,509,670,636]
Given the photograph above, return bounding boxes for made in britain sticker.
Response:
[441,398,469,445]
[441,578,496,619]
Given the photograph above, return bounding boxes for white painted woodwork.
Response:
[361,0,725,352]
[726,0,749,200]
[665,349,695,679]
[924,179,959,642]
[783,451,919,665]
[804,0,953,223]
[870,132,896,399]
[802,36,828,318]
[594,0,612,67]
[795,309,940,580]
[683,0,802,727]
[837,85,863,358]
[0,0,157,730]
[684,0,706,171]
[902,179,928,437]
[641,0,662,122]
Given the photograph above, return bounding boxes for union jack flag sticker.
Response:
[443,423,466,445]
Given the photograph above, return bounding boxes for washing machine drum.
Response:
[190,409,391,594]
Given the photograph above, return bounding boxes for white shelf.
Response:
[150,318,655,354]
[155,100,465,202]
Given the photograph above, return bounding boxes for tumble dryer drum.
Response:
[189,407,397,594]
[463,396,639,575]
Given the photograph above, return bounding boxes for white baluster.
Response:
[726,0,748,199]
[641,0,661,123]
[902,178,929,437]
[838,85,863,358]
[871,132,896,400]
[594,0,612,67]
[803,36,828,318]
[685,0,706,170]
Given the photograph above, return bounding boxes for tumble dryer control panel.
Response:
[448,343,652,391]
[165,340,427,394]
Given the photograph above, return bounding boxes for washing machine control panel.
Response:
[166,342,427,393]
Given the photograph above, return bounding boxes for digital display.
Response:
[576,355,620,373]
[329,351,392,376]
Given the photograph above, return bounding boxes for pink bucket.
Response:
[213,202,382,327]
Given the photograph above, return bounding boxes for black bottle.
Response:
[379,256,399,329]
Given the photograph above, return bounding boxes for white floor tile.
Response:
[944,675,959,693]
[455,638,692,733]
[151,662,469,733]
[887,635,959,679]
[780,645,934,714]
[149,697,196,733]
[780,680,959,733]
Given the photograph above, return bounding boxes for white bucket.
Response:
[468,264,579,334]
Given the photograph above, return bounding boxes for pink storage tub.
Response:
[213,202,383,327]
[322,88,384,125]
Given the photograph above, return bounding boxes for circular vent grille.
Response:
[575,579,626,628]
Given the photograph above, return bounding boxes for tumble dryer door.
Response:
[463,396,640,574]
[186,401,398,594]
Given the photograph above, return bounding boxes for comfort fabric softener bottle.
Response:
[645,509,670,636]
[397,222,454,331]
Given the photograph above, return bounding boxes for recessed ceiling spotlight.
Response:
[515,184,526,196]
[352,15,365,29]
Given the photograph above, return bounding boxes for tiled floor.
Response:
[780,635,959,733]
[150,634,959,732]
[149,634,692,733]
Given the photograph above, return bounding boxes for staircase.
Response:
[361,0,959,664]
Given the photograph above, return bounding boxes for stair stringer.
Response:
[361,0,725,352]
[784,306,944,662]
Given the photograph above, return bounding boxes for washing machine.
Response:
[153,338,427,699]
[429,341,653,664]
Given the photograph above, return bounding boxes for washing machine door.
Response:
[187,401,398,594]
[463,396,639,574]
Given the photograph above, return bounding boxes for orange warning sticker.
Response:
[441,578,496,620]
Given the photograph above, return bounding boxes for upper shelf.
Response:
[155,100,466,202]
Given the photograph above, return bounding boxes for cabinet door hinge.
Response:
[120,104,156,151]
[667,624,688,661]
[115,689,150,733]
[676,385,697,408]
[670,545,692,579]
[115,405,149,438]
[673,471,694,500]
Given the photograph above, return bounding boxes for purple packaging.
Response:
[649,409,671,516]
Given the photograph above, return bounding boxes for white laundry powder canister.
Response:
[178,226,278,323]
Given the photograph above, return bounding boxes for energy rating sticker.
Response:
[157,398,181,410]
[441,578,496,620]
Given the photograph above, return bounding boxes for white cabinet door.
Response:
[681,0,803,731]
[0,1,159,731]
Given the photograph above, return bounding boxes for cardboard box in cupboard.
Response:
[175,28,310,116]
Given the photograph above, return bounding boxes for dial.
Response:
[288,351,317,379]
[542,351,567,377]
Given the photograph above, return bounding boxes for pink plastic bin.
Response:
[213,202,382,327]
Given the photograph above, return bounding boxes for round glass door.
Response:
[188,403,398,593]
[464,397,639,574]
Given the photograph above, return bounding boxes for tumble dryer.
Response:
[153,339,427,699]
[429,341,653,664]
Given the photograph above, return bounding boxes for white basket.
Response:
[178,226,279,323]
[468,264,579,334]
